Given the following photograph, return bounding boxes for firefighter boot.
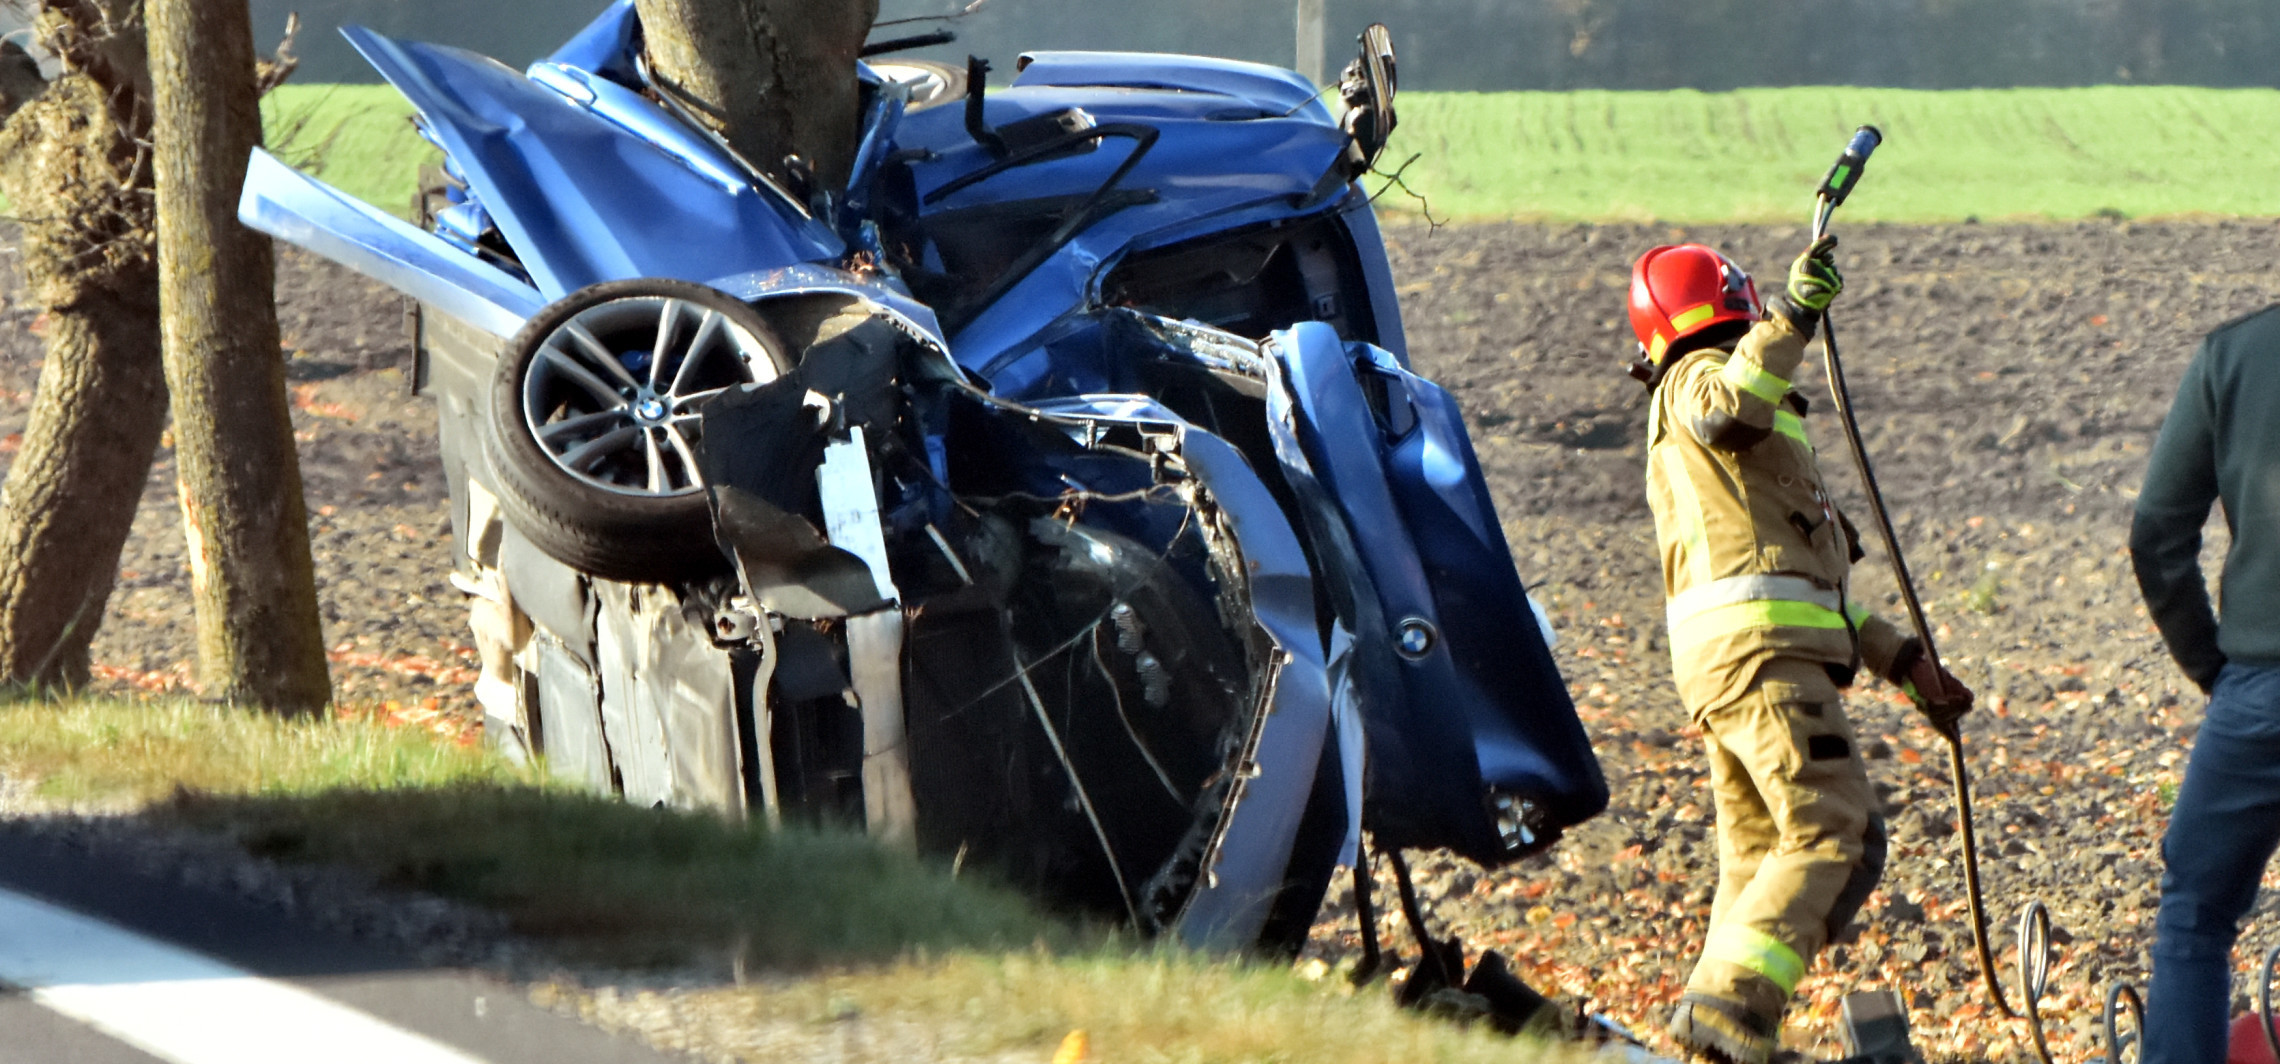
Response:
[1668,976,1788,1064]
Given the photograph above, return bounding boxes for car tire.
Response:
[483,278,791,583]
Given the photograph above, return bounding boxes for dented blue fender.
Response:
[1265,322,1607,862]
[708,264,950,351]
[238,148,543,337]
[340,26,841,300]
[1021,394,1355,950]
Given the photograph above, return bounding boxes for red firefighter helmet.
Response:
[1628,244,1762,366]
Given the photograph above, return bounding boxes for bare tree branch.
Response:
[254,11,297,97]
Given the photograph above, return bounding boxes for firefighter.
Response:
[1627,238,1975,1064]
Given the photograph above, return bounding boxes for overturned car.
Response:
[242,3,1606,952]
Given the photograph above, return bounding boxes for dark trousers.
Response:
[2148,664,2280,1064]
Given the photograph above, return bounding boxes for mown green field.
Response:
[22,84,2266,225]
[261,83,437,218]
[1382,85,2280,223]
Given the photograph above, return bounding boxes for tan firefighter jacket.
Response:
[1645,313,1912,714]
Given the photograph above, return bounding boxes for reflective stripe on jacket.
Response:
[1646,314,1909,714]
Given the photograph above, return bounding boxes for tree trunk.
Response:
[148,0,329,713]
[0,3,168,691]
[633,0,879,192]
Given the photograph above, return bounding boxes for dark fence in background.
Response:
[251,0,2280,90]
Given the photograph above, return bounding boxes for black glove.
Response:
[1903,655,1975,731]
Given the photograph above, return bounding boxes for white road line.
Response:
[0,885,492,1064]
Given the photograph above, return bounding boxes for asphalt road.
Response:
[0,827,678,1064]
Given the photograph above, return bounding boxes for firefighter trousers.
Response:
[1684,656,1886,1018]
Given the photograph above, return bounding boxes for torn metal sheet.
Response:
[817,428,897,597]
[237,149,543,338]
[845,612,915,847]
[817,427,917,847]
[534,638,608,789]
[340,26,841,298]
[1261,322,1606,861]
[1008,394,1339,951]
[592,580,745,812]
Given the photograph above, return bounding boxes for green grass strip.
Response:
[169,784,1058,970]
[0,695,516,803]
[1381,85,2280,223]
[0,694,1576,1060]
[568,947,1582,1063]
[261,83,437,218]
[0,85,424,218]
[25,85,2275,231]
[0,695,1052,969]
[266,83,2280,223]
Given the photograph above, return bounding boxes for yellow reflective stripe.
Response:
[1670,598,1850,651]
[1722,355,1790,403]
[1774,410,1810,447]
[1703,923,1806,996]
[1695,598,1851,632]
[1671,303,1718,333]
[1657,447,1713,586]
[1667,574,1840,630]
[1844,601,1873,628]
[1649,332,1670,361]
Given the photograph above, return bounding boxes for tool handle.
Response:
[1816,125,1883,209]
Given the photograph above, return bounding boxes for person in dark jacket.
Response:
[2130,304,2280,1064]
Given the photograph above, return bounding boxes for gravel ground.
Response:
[4,218,2279,1061]
[0,236,477,737]
[1300,218,2280,1063]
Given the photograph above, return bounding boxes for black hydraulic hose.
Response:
[2019,901,2059,1064]
[1805,125,2017,1020]
[1816,296,2015,1022]
[2262,944,2280,1062]
[2105,982,2146,1064]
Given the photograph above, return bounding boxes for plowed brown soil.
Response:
[1312,218,2280,1062]
[4,218,2277,1061]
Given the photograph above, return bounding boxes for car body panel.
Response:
[1020,394,1345,949]
[342,26,841,300]
[1010,50,1331,120]
[890,86,1353,379]
[237,148,543,338]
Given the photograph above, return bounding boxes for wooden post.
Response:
[1296,0,1327,85]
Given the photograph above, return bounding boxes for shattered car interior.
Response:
[239,2,1608,955]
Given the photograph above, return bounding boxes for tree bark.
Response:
[148,0,329,713]
[0,2,168,691]
[633,0,879,192]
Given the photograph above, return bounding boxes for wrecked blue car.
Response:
[240,3,1605,953]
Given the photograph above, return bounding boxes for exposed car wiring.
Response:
[1367,152,1444,230]
[1002,609,1142,926]
[1088,623,1185,803]
[913,500,1198,731]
